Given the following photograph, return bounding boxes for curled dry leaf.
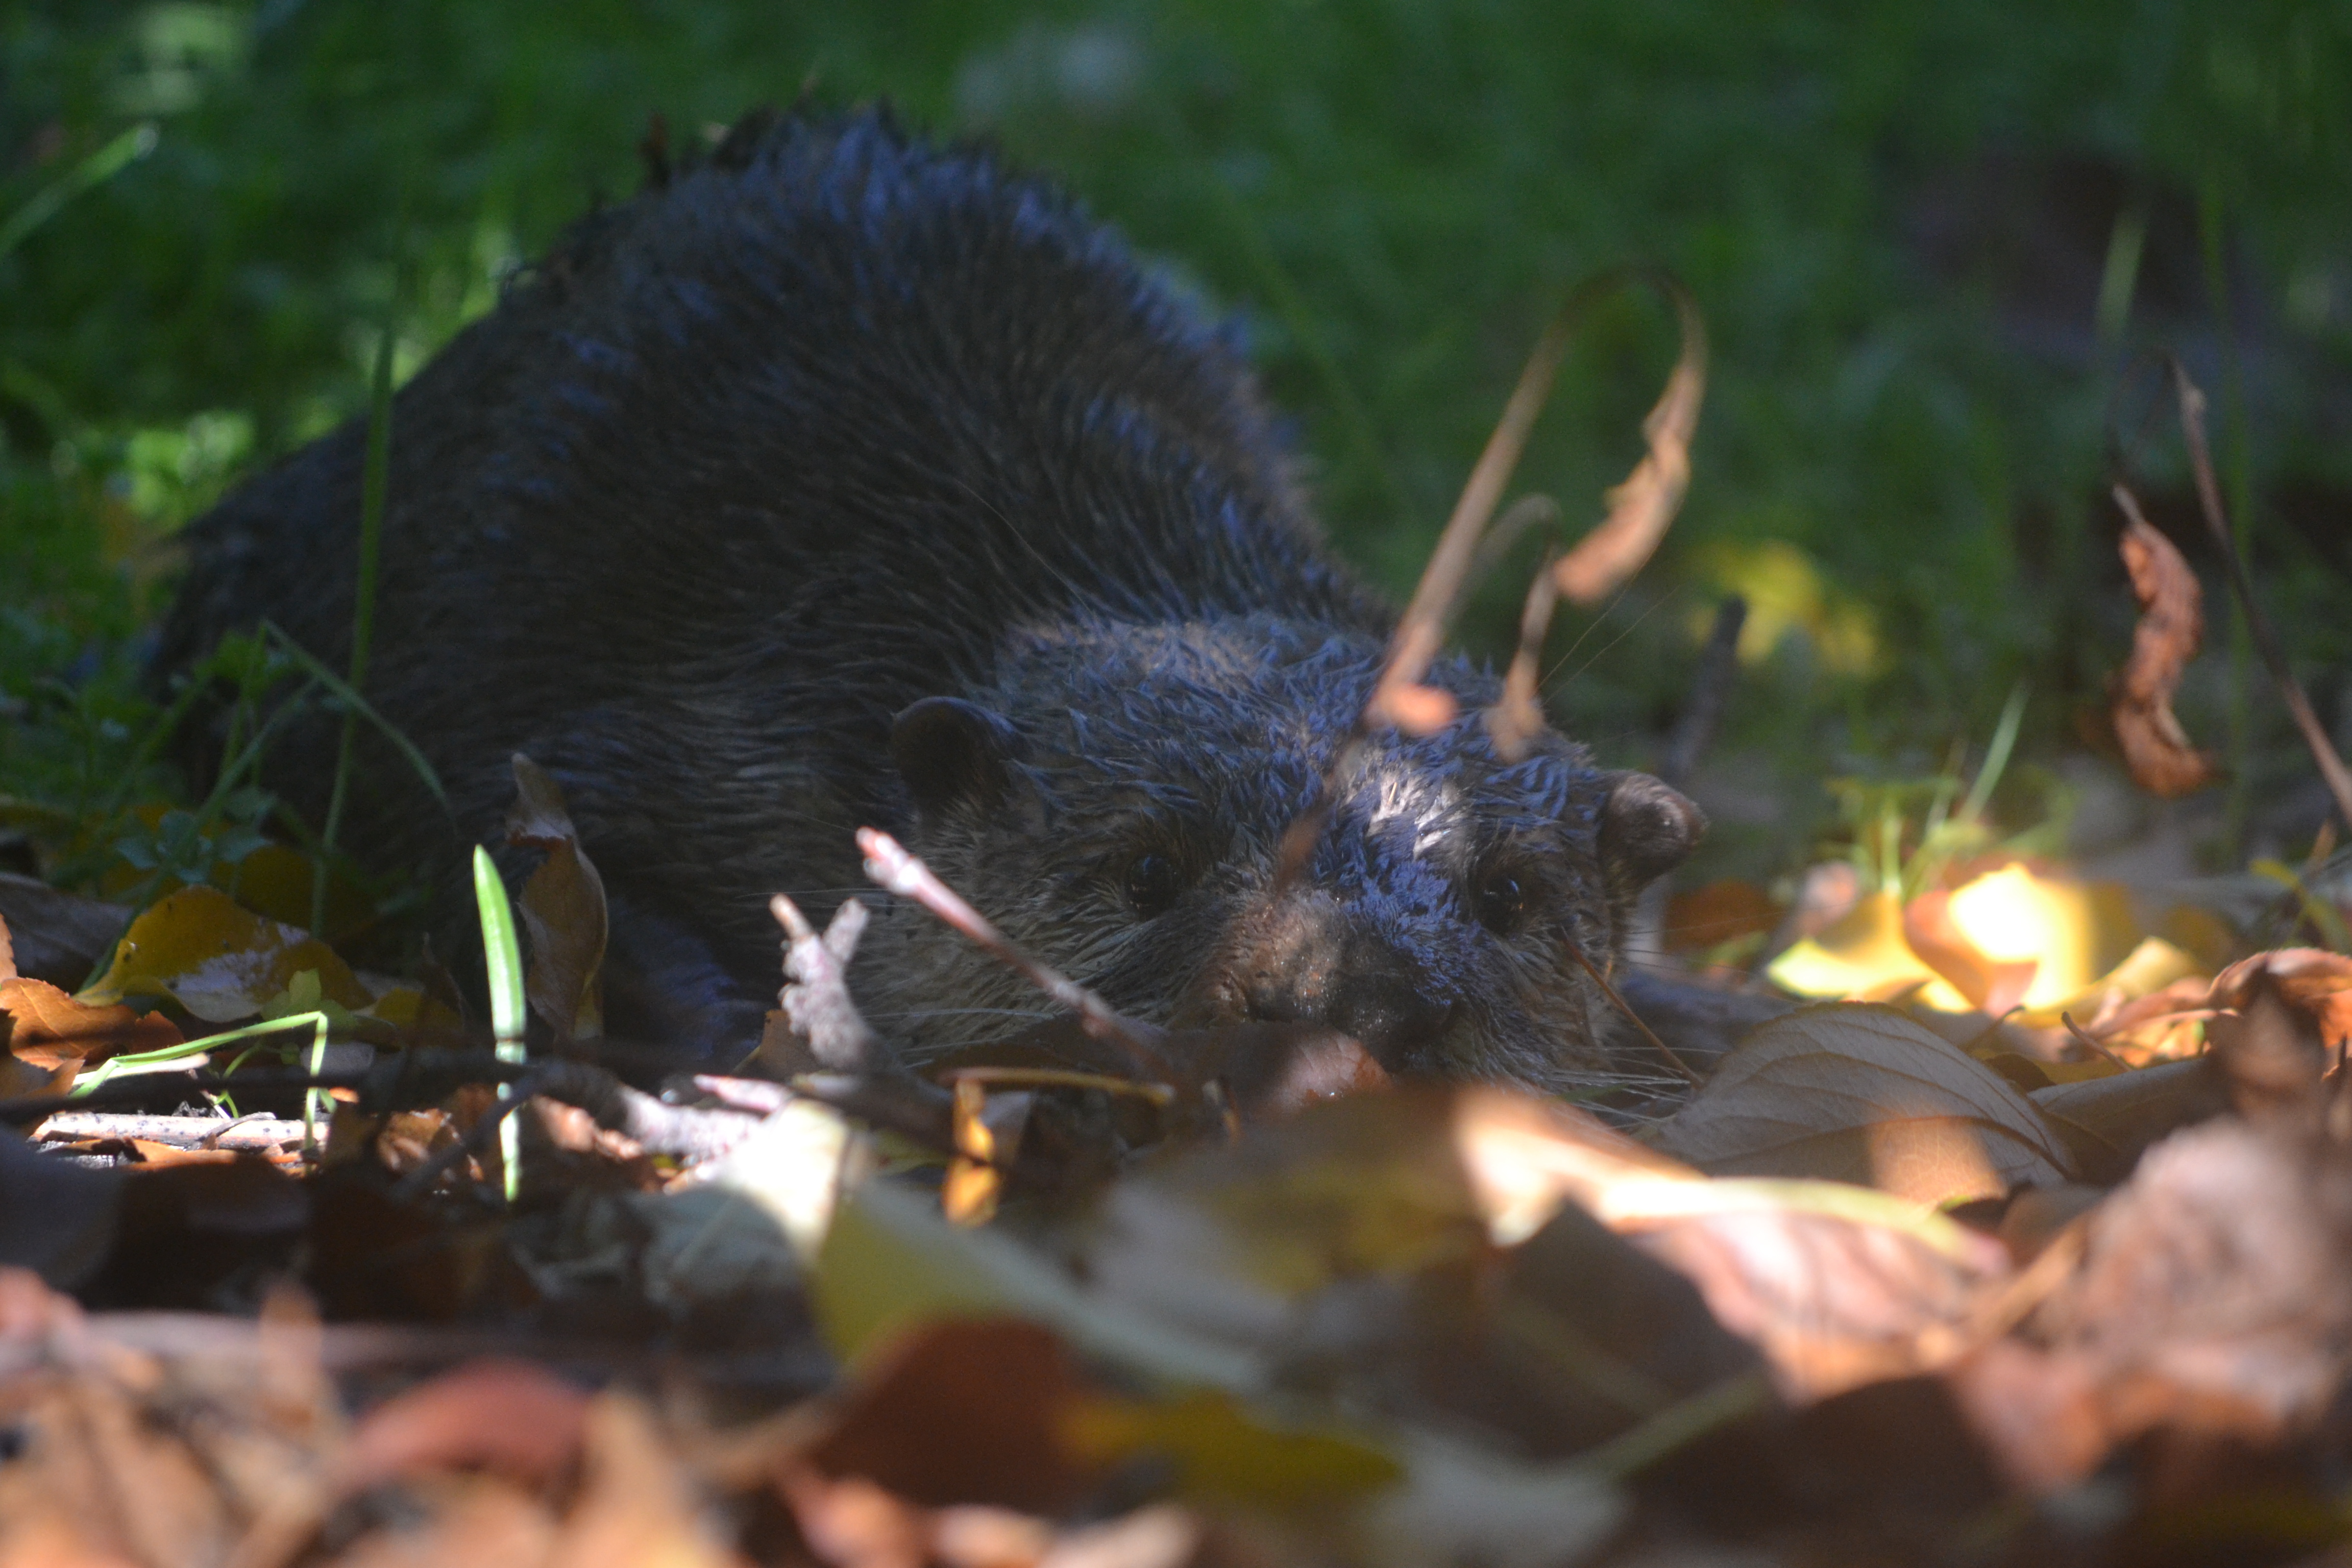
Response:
[2203,965,2332,1129]
[1552,278,1707,606]
[2111,492,2220,798]
[2209,945,2352,1048]
[506,754,607,1041]
[76,886,370,1023]
[1951,1117,2352,1490]
[337,1358,591,1491]
[1,976,181,1073]
[1899,888,2038,1018]
[1653,1003,2076,1205]
[1362,270,1706,748]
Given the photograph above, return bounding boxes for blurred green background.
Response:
[3,0,2348,896]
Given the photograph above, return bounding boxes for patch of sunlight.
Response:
[1689,538,1882,676]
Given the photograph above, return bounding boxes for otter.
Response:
[157,108,1702,1090]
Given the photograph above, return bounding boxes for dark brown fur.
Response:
[157,109,1701,1088]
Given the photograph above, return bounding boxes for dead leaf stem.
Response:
[2169,359,2352,832]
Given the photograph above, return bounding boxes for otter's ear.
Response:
[891,697,1023,820]
[1597,772,1705,891]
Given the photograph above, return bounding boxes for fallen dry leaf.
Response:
[1,976,180,1071]
[338,1358,591,1491]
[552,1392,745,1568]
[2209,946,2352,1049]
[0,875,129,990]
[2111,494,2221,797]
[1552,275,1706,604]
[1619,1182,2011,1403]
[1653,1003,2075,1205]
[808,1318,1091,1514]
[1900,888,2038,1017]
[507,754,607,1041]
[324,1478,559,1568]
[1956,1115,2352,1489]
[77,886,370,1022]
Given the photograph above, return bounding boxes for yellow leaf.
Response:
[1766,890,1970,1010]
[1063,1390,1400,1508]
[2010,937,2207,1030]
[78,887,370,1023]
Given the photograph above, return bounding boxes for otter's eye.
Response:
[1123,851,1182,917]
[1472,861,1536,935]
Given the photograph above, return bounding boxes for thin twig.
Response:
[2170,359,2352,832]
[1658,596,1747,789]
[856,828,1174,1081]
[1487,541,1564,762]
[1272,268,1706,893]
[2058,1011,2131,1071]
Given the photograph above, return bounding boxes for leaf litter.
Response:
[5,324,2352,1567]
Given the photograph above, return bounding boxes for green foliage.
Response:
[3,0,2347,893]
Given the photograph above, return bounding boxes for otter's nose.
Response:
[1236,901,1455,1070]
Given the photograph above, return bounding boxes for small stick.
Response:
[1564,941,1702,1087]
[764,893,879,1072]
[1658,596,1747,789]
[1486,541,1564,762]
[2058,1011,2132,1071]
[939,1065,1177,1108]
[1271,268,1705,893]
[2171,359,2352,831]
[856,828,1175,1082]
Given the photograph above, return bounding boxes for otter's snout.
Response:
[1204,892,1456,1071]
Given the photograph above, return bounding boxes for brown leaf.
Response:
[506,754,607,1041]
[127,1140,242,1167]
[1900,889,2038,1017]
[2111,495,2221,797]
[0,874,129,990]
[2028,1058,2231,1173]
[1653,1003,2076,1204]
[808,1318,1092,1514]
[1974,1118,2352,1488]
[327,1480,558,1568]
[77,886,370,1023]
[339,1359,591,1491]
[0,1378,229,1567]
[1613,1186,2011,1404]
[552,1393,745,1568]
[2209,946,2352,1049]
[1553,282,1706,605]
[1,976,180,1071]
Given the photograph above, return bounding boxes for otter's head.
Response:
[861,616,1702,1092]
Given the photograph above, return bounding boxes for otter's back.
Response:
[159,110,1391,987]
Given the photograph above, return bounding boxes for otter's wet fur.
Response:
[158,108,1701,1089]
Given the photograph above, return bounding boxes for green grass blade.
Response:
[473,845,525,1047]
[472,845,526,1202]
[0,123,157,262]
[259,623,449,811]
[1955,683,2027,827]
[316,301,400,931]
